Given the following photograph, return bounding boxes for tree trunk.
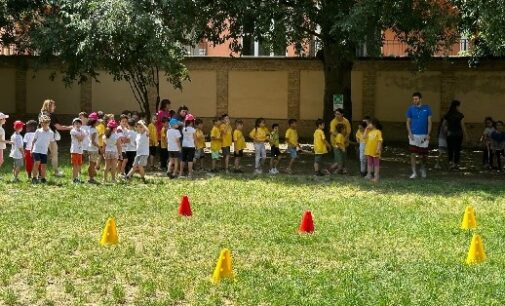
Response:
[321,44,354,125]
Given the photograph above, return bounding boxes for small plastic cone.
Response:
[460,206,477,230]
[299,211,314,233]
[466,234,486,265]
[100,217,119,245]
[178,195,192,216]
[211,248,234,284]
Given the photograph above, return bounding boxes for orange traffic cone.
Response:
[178,195,192,216]
[299,210,314,233]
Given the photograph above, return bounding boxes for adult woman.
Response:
[39,99,71,176]
[442,100,468,170]
[156,99,172,139]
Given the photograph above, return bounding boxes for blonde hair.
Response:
[41,99,55,113]
[39,115,51,124]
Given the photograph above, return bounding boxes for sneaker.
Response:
[409,173,417,179]
[269,169,276,175]
[273,168,279,174]
[40,178,47,184]
[364,174,373,180]
[31,177,38,184]
[72,178,79,184]
[420,167,427,178]
[88,178,99,185]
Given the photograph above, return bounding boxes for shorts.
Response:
[88,151,101,163]
[121,152,127,160]
[195,148,205,159]
[367,156,380,168]
[409,134,430,155]
[221,146,231,156]
[168,151,181,159]
[314,154,324,163]
[234,150,244,158]
[211,150,221,160]
[71,153,83,166]
[32,152,48,164]
[287,147,298,159]
[438,137,447,152]
[12,158,24,168]
[133,155,148,167]
[270,146,281,158]
[104,151,118,160]
[333,148,346,165]
[182,147,196,162]
[149,146,158,156]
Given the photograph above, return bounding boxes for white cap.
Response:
[0,112,9,119]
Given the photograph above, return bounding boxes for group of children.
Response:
[0,108,385,183]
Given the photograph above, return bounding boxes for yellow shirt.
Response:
[356,129,365,144]
[195,128,205,149]
[160,127,167,149]
[210,126,222,152]
[249,127,269,142]
[365,129,383,157]
[148,123,158,146]
[96,122,106,146]
[330,117,351,146]
[334,133,346,151]
[220,123,233,147]
[233,129,246,151]
[285,128,298,147]
[313,129,328,154]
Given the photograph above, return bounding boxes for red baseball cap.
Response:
[13,120,25,130]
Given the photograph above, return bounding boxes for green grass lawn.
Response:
[1,159,505,305]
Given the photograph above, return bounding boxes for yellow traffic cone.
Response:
[211,248,234,284]
[466,234,486,264]
[100,217,119,245]
[461,206,477,230]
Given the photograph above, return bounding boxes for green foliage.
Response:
[0,0,45,47]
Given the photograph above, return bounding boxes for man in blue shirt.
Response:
[406,92,432,179]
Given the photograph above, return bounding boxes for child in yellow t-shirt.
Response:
[95,115,106,170]
[159,118,169,170]
[210,118,222,172]
[249,118,269,174]
[364,118,383,183]
[329,124,347,174]
[220,114,233,173]
[194,119,206,171]
[148,114,158,170]
[356,121,368,176]
[313,119,331,176]
[285,119,300,174]
[233,120,246,173]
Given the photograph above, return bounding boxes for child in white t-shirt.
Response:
[31,115,55,184]
[102,120,121,183]
[23,120,37,179]
[126,120,149,182]
[10,120,25,182]
[180,114,196,178]
[124,118,137,176]
[166,118,182,178]
[0,112,12,176]
[70,118,85,183]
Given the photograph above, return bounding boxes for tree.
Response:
[201,0,459,122]
[25,0,203,116]
[0,0,45,50]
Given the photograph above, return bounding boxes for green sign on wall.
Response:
[333,94,344,111]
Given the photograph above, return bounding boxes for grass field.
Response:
[1,153,505,305]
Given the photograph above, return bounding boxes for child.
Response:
[364,119,383,183]
[148,114,158,170]
[167,118,182,178]
[79,112,90,156]
[210,118,222,172]
[285,119,299,174]
[269,123,281,175]
[117,114,129,175]
[329,124,347,174]
[233,120,246,173]
[70,118,85,183]
[95,111,106,170]
[0,112,10,176]
[491,121,505,172]
[103,120,121,183]
[194,119,206,171]
[220,114,233,173]
[126,120,149,182]
[480,117,495,169]
[86,113,100,184]
[313,119,331,176]
[31,115,55,184]
[355,121,367,176]
[249,118,269,174]
[9,121,25,182]
[124,119,137,175]
[180,114,196,178]
[159,118,169,171]
[23,120,37,179]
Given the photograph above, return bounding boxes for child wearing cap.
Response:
[166,118,182,178]
[70,118,85,183]
[86,113,100,184]
[10,121,25,182]
[103,120,121,183]
[180,114,196,178]
[31,115,55,184]
[23,120,37,179]
[0,112,11,176]
[126,120,149,183]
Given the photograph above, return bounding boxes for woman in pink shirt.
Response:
[156,99,172,139]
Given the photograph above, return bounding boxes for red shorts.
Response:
[71,153,83,166]
[409,145,429,155]
[367,156,380,168]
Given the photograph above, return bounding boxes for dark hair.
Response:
[87,119,97,127]
[79,112,88,118]
[484,117,495,127]
[316,119,324,127]
[105,127,113,138]
[412,92,422,99]
[336,124,345,133]
[359,121,367,129]
[26,120,38,132]
[272,123,279,129]
[160,99,171,111]
[335,108,344,115]
[235,120,243,125]
[195,118,203,126]
[121,110,130,116]
[120,114,129,120]
[213,118,220,124]
[448,100,461,113]
[169,110,176,117]
[178,105,189,114]
[128,118,136,127]
[370,118,382,130]
[221,113,229,120]
[288,119,297,125]
[496,120,504,126]
[255,118,265,129]
[161,117,169,123]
